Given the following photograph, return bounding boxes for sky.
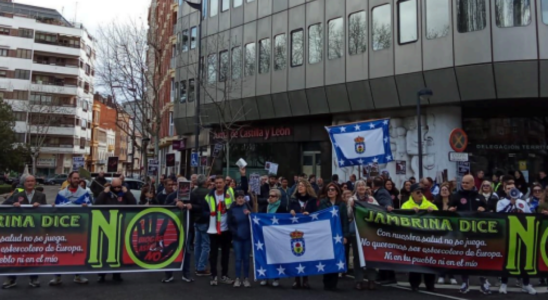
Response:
[15,0,151,37]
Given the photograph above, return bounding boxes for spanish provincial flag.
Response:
[251,208,346,279]
[325,118,393,167]
[55,193,92,206]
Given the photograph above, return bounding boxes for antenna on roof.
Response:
[73,1,78,23]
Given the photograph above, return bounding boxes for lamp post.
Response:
[417,88,433,180]
[185,0,204,174]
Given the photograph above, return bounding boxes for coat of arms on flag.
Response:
[325,119,394,167]
[251,208,346,279]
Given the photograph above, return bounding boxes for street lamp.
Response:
[417,88,433,180]
[185,0,204,174]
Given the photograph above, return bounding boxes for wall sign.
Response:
[449,128,468,153]
[213,127,292,141]
[448,152,469,162]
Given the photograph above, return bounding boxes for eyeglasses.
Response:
[533,189,542,193]
[111,186,122,189]
[269,195,277,198]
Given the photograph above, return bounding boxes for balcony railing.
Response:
[34,39,80,49]
[34,60,79,68]
[42,143,75,148]
[32,81,78,88]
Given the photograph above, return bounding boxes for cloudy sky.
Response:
[15,0,151,36]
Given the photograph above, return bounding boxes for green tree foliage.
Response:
[0,99,28,172]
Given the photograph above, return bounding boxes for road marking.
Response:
[396,281,548,294]
[389,284,470,300]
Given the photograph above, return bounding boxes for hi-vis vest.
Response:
[206,188,235,213]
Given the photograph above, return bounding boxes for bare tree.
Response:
[95,18,164,179]
[372,21,391,51]
[9,85,72,175]
[348,12,367,55]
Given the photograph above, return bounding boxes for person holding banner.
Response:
[228,191,253,288]
[347,180,378,290]
[289,179,318,289]
[2,175,45,289]
[496,183,537,295]
[401,183,437,292]
[319,183,349,291]
[433,183,458,285]
[50,171,90,286]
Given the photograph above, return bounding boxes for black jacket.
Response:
[449,188,486,212]
[234,176,249,194]
[258,183,277,212]
[479,192,499,212]
[373,187,393,208]
[319,198,349,237]
[190,187,209,224]
[90,176,107,198]
[292,193,318,213]
[259,196,300,214]
[3,190,47,205]
[95,190,136,205]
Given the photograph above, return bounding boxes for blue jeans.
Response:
[194,223,210,272]
[233,238,251,278]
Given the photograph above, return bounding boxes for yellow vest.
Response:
[401,196,438,211]
[205,188,235,213]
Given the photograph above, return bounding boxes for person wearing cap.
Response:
[401,183,437,292]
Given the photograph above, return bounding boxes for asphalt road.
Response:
[15,186,541,300]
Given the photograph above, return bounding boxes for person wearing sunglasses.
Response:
[94,177,136,283]
[401,183,437,292]
[478,180,499,212]
[318,183,349,291]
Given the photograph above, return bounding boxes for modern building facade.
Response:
[173,0,548,186]
[0,1,95,176]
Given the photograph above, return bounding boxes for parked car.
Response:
[104,177,144,204]
[44,174,68,185]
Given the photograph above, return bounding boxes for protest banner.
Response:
[354,202,548,277]
[0,206,187,276]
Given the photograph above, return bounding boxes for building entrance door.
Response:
[302,151,321,179]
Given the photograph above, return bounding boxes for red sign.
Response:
[449,128,468,153]
[213,127,292,141]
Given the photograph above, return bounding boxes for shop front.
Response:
[208,117,332,183]
[36,154,57,177]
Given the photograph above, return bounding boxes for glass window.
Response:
[180,80,187,103]
[207,54,217,83]
[210,0,218,16]
[219,50,229,82]
[222,0,229,12]
[457,0,487,33]
[244,42,255,77]
[234,0,242,7]
[308,23,323,64]
[398,0,418,44]
[328,18,344,60]
[231,46,242,79]
[348,11,367,55]
[188,79,195,102]
[372,4,392,51]
[182,29,189,52]
[425,0,450,39]
[0,49,7,57]
[15,69,30,80]
[543,0,548,25]
[247,0,254,2]
[274,34,286,71]
[291,29,304,67]
[495,0,531,28]
[190,27,197,49]
[258,38,271,74]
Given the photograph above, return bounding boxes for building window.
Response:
[0,27,9,35]
[425,0,450,39]
[219,50,229,82]
[543,0,548,25]
[372,4,392,51]
[290,29,303,67]
[234,0,242,7]
[258,38,271,74]
[244,42,256,77]
[180,80,187,103]
[398,0,418,44]
[247,0,254,2]
[348,11,367,55]
[13,90,28,100]
[457,0,487,33]
[19,28,33,38]
[328,18,344,60]
[211,0,219,16]
[308,23,323,64]
[182,29,189,52]
[170,79,175,102]
[16,49,32,59]
[0,48,7,57]
[15,69,30,80]
[0,70,6,78]
[495,0,532,28]
[231,46,242,79]
[207,54,217,83]
[188,78,195,102]
[221,0,229,12]
[274,33,286,71]
[190,27,197,49]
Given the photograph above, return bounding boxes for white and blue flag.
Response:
[55,193,92,206]
[326,118,393,167]
[251,208,346,279]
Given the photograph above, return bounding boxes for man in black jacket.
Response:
[156,177,175,205]
[258,174,276,212]
[90,172,107,198]
[188,174,211,277]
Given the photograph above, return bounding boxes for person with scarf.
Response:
[496,183,536,295]
[259,188,300,287]
[401,183,437,291]
[228,191,253,288]
[289,179,318,289]
[433,183,457,285]
[478,180,499,212]
[347,180,378,290]
[527,183,543,212]
[319,183,349,291]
